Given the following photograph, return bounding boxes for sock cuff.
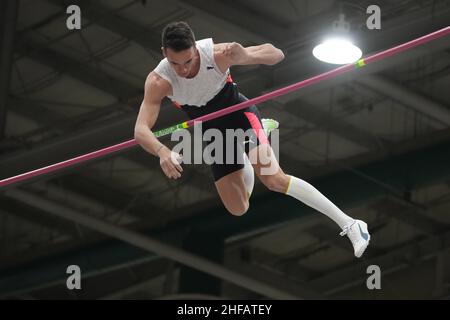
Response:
[284,175,292,194]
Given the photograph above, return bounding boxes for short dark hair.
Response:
[162,21,196,52]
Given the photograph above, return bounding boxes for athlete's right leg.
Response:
[210,118,278,216]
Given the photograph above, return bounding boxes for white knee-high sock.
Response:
[285,175,354,229]
[242,154,254,199]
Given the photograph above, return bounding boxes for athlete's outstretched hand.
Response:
[158,147,183,179]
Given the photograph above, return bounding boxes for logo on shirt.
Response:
[206,66,214,70]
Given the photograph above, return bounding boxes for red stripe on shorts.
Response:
[244,112,269,145]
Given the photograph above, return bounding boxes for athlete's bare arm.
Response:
[214,42,285,73]
[134,72,183,179]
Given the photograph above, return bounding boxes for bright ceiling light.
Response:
[313,14,363,65]
[313,38,362,64]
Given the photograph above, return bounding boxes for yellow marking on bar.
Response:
[356,59,366,68]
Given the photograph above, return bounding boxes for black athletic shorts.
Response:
[178,81,269,181]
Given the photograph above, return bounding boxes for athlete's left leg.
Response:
[248,143,371,258]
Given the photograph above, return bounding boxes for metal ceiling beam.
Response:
[3,188,302,299]
[26,182,138,224]
[0,196,80,238]
[0,248,162,298]
[238,245,321,281]
[46,0,166,55]
[16,36,140,101]
[6,96,139,141]
[53,174,168,218]
[178,0,287,43]
[356,75,450,126]
[228,260,324,299]
[282,99,389,151]
[97,261,174,299]
[0,213,176,274]
[433,250,450,298]
[0,0,19,140]
[310,228,450,296]
[370,196,445,234]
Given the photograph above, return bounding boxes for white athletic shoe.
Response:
[340,219,371,258]
[261,118,279,137]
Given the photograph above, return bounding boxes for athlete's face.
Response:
[163,46,198,78]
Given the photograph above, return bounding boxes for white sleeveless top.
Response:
[153,38,230,107]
